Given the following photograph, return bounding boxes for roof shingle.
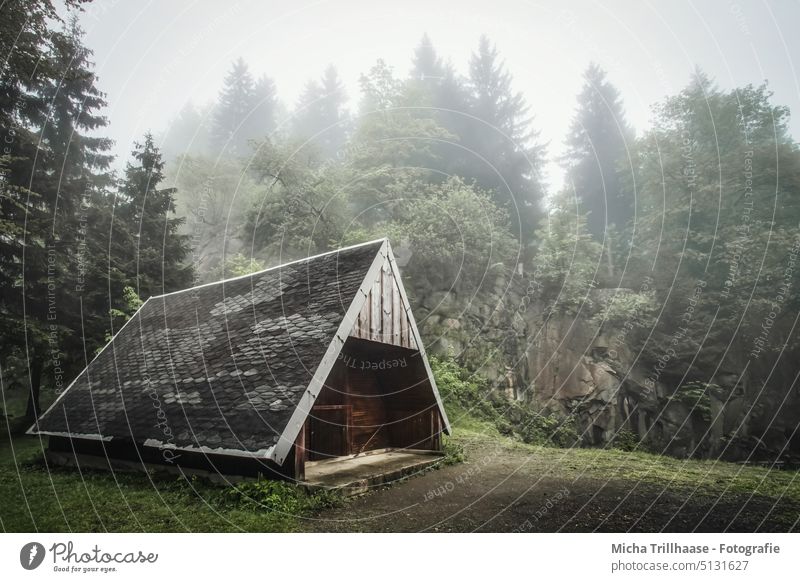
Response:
[34,240,384,454]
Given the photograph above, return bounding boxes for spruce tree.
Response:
[462,35,545,244]
[212,58,255,154]
[2,15,114,419]
[410,33,445,83]
[563,63,634,239]
[0,0,67,367]
[117,133,192,300]
[161,102,211,159]
[251,74,278,141]
[292,65,347,157]
[407,34,468,124]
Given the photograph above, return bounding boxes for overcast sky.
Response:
[72,0,800,187]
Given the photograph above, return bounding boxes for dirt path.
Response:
[300,437,798,532]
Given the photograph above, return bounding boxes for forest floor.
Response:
[300,431,800,532]
[1,428,798,532]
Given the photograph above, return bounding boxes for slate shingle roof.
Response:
[33,240,384,455]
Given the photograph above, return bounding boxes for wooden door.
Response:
[307,405,351,460]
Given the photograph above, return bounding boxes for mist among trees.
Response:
[3,1,800,462]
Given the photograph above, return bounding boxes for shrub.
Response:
[668,381,714,423]
[431,355,579,448]
[441,438,466,466]
[610,429,639,452]
[226,478,341,513]
[430,355,502,425]
[514,404,579,448]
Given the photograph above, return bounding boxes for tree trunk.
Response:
[24,357,44,421]
[605,231,615,279]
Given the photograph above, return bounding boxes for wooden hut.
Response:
[30,239,450,483]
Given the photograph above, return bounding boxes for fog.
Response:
[73,0,800,185]
[6,0,800,536]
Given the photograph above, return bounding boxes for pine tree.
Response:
[117,133,192,300]
[160,102,212,159]
[1,15,114,419]
[212,58,255,154]
[462,35,545,244]
[407,34,468,125]
[251,74,278,141]
[0,0,86,424]
[292,65,347,157]
[350,59,454,221]
[404,35,472,189]
[0,0,67,366]
[410,33,445,83]
[318,65,348,154]
[563,64,634,240]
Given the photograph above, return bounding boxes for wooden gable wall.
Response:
[349,254,418,349]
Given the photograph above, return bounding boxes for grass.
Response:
[3,366,799,532]
[3,426,799,532]
[0,435,342,532]
[556,445,800,500]
[454,425,800,505]
[436,356,800,510]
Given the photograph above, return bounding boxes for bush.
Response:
[610,429,639,452]
[431,355,579,448]
[441,438,466,465]
[225,478,341,513]
[514,404,579,448]
[668,382,714,423]
[430,355,503,425]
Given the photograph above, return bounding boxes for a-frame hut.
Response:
[30,239,450,483]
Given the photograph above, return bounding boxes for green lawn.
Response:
[2,425,799,532]
[0,435,339,532]
[523,442,800,501]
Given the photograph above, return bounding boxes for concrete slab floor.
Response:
[304,450,442,490]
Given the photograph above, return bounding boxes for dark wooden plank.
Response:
[294,422,306,480]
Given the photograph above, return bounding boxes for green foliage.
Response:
[88,286,143,355]
[246,139,350,260]
[358,59,402,112]
[431,355,493,413]
[224,253,266,277]
[118,286,144,315]
[610,429,639,452]
[515,407,579,448]
[624,74,800,429]
[591,288,656,330]
[227,478,341,514]
[562,63,634,238]
[392,177,520,290]
[103,286,144,347]
[441,438,466,466]
[431,356,578,448]
[668,382,715,423]
[168,154,261,229]
[0,436,341,532]
[532,195,603,314]
[117,133,193,299]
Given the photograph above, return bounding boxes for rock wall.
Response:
[414,271,800,463]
